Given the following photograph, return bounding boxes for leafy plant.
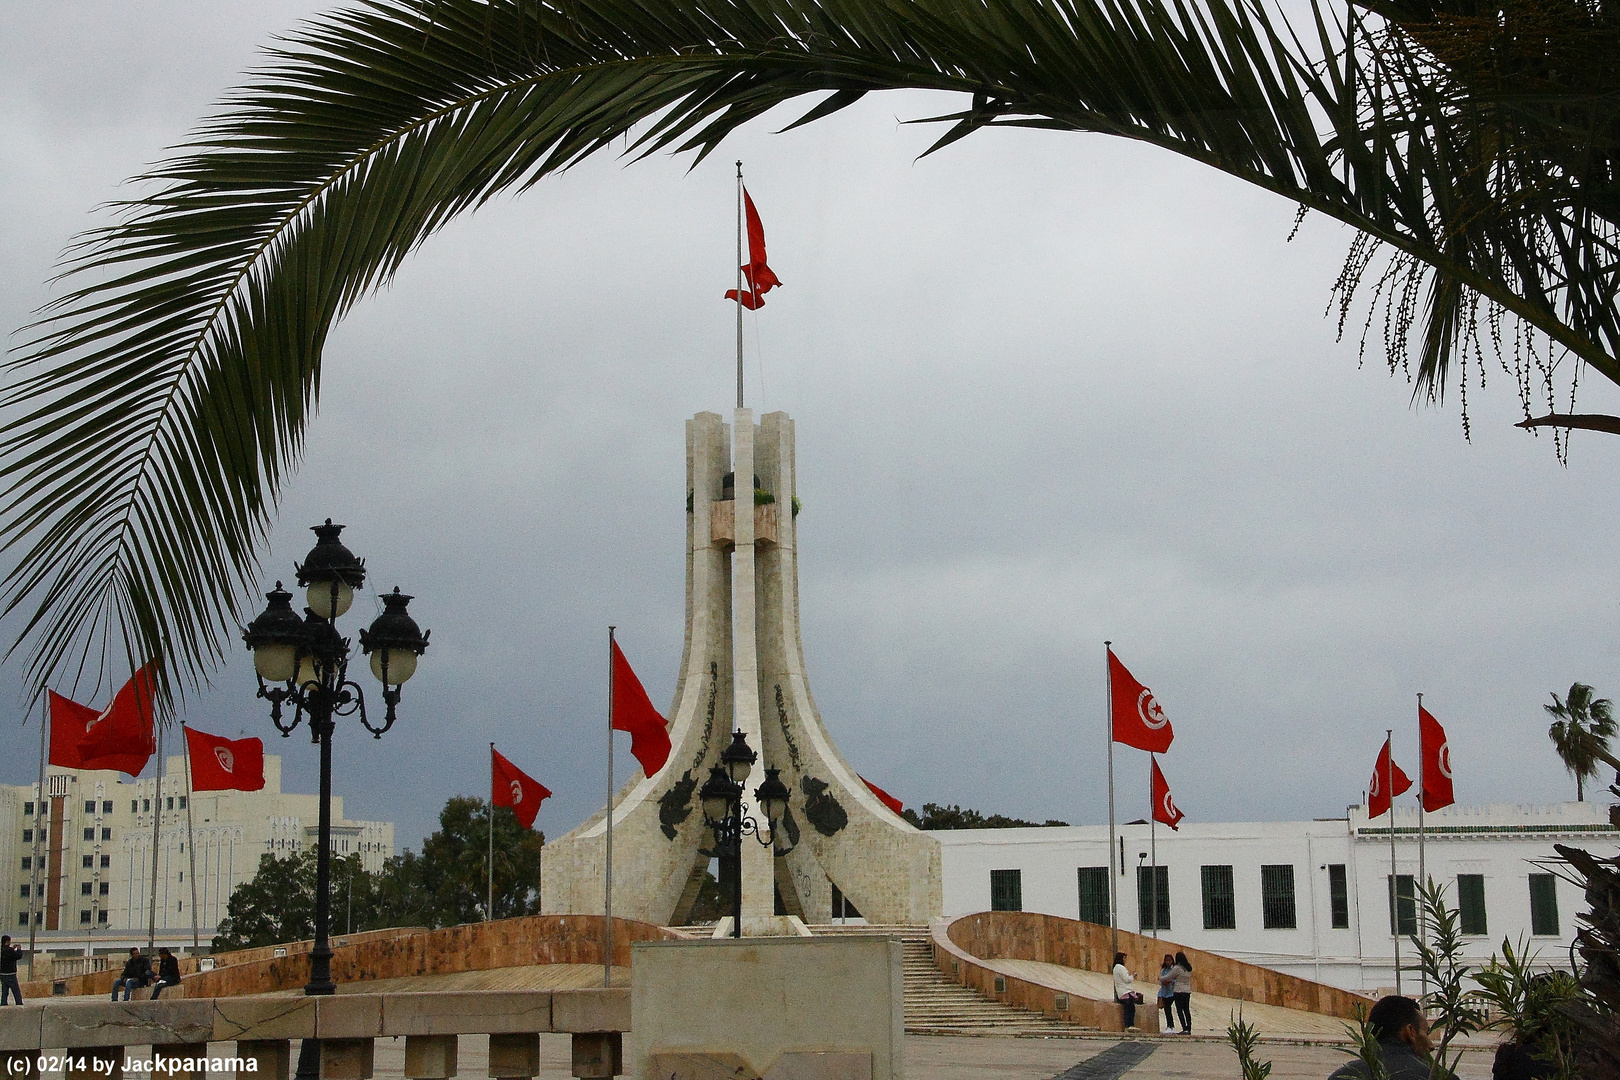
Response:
[1543,684,1620,801]
[1471,936,1578,1079]
[754,489,775,506]
[1226,1009,1273,1080]
[1410,876,1485,1077]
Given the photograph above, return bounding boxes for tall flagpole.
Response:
[605,626,616,989]
[1105,642,1118,955]
[181,728,200,950]
[1149,755,1158,940]
[1416,693,1427,1003]
[1387,727,1401,997]
[148,724,164,951]
[735,163,745,410]
[488,743,496,923]
[28,697,48,978]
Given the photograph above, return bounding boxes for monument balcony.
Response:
[708,500,778,550]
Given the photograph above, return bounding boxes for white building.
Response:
[933,801,1608,991]
[0,754,393,957]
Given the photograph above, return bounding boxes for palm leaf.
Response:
[4,0,1616,703]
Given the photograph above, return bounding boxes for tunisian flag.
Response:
[1151,758,1186,830]
[48,663,158,776]
[1108,648,1173,754]
[612,640,672,777]
[184,726,265,792]
[1368,737,1413,818]
[1419,706,1455,811]
[723,188,782,310]
[492,747,552,830]
[861,776,905,816]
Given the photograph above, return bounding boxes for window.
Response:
[23,802,34,816]
[99,882,109,896]
[1201,865,1236,929]
[100,855,110,869]
[1328,865,1350,929]
[78,910,91,925]
[80,882,92,896]
[1388,875,1417,936]
[101,829,111,841]
[1530,875,1559,936]
[178,796,187,810]
[1457,875,1487,935]
[990,869,1023,912]
[84,800,97,814]
[165,797,173,811]
[17,914,26,927]
[1077,866,1110,925]
[102,800,112,814]
[142,799,150,813]
[18,886,28,898]
[83,828,95,841]
[19,858,30,872]
[82,855,94,869]
[1137,866,1171,932]
[1261,865,1297,930]
[21,830,32,844]
[131,800,139,814]
[97,910,108,925]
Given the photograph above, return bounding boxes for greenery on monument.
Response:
[1542,683,1620,801]
[213,796,545,948]
[900,802,1069,829]
[3,0,1616,711]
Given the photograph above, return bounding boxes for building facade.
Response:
[933,801,1608,992]
[0,753,393,957]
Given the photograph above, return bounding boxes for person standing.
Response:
[0,935,24,1005]
[149,948,181,999]
[1171,951,1194,1033]
[111,947,151,1001]
[1157,953,1177,1033]
[1113,952,1141,1031]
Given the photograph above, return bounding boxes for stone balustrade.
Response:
[0,989,629,1080]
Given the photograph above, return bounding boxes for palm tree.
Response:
[1544,683,1620,801]
[3,0,1615,703]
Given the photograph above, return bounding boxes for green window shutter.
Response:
[1201,865,1235,930]
[1077,866,1110,925]
[990,869,1022,912]
[1388,875,1417,936]
[1457,875,1487,936]
[1137,865,1170,932]
[1261,865,1297,930]
[1328,865,1349,929]
[1529,874,1559,936]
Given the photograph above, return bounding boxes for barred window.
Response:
[990,869,1023,912]
[1077,866,1110,925]
[1328,865,1350,929]
[1261,865,1297,930]
[1201,865,1236,930]
[1137,866,1170,932]
[1457,875,1487,936]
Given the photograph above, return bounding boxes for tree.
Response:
[901,802,1068,829]
[389,796,547,928]
[213,850,318,951]
[1543,683,1620,801]
[3,0,1615,702]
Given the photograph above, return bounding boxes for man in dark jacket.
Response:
[0,934,25,1005]
[1328,996,1435,1080]
[149,948,182,999]
[111,947,151,1001]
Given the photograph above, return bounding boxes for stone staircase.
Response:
[806,924,1088,1036]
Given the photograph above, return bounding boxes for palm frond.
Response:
[4,0,1616,702]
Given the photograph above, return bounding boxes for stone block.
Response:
[551,989,630,1033]
[320,1038,375,1080]
[2,1050,40,1080]
[152,1042,206,1080]
[486,1033,540,1078]
[315,997,382,1039]
[42,1000,212,1049]
[0,1005,43,1051]
[235,1039,291,1080]
[649,1052,872,1080]
[570,1032,621,1078]
[648,1054,750,1080]
[380,992,550,1036]
[402,1034,457,1079]
[212,999,315,1042]
[64,1047,120,1080]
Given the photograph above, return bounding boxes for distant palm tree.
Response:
[1543,683,1620,801]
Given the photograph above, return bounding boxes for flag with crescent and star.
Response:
[491,747,551,830]
[47,663,158,776]
[1151,758,1185,830]
[184,726,266,792]
[1368,736,1413,818]
[1108,648,1174,754]
[1419,706,1455,811]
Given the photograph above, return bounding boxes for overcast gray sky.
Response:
[4,2,1618,852]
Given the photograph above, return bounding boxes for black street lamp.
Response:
[699,730,789,938]
[242,520,428,1073]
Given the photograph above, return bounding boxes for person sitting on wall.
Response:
[1112,952,1143,1032]
[111,947,152,1002]
[1327,995,1433,1080]
[149,947,182,999]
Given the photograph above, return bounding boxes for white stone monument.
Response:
[543,410,941,931]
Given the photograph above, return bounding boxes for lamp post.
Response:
[698,730,790,938]
[241,520,428,1076]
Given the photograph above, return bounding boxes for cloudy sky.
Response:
[4,2,1618,852]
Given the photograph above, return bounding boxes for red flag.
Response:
[47,665,157,776]
[723,188,782,310]
[1419,705,1455,811]
[1368,737,1413,818]
[1151,758,1185,830]
[1108,648,1173,754]
[492,747,551,830]
[612,640,672,777]
[184,727,265,792]
[861,776,904,816]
